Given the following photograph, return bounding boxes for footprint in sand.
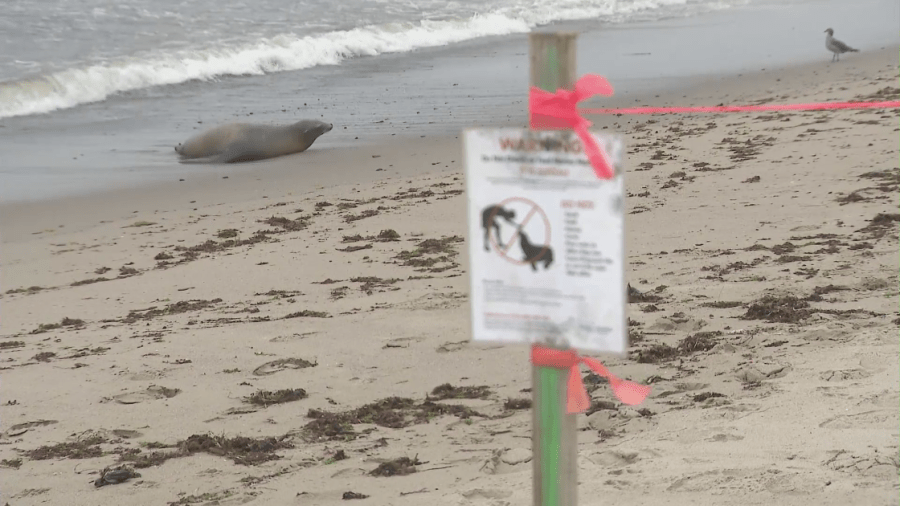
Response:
[108,385,181,404]
[269,331,318,343]
[819,369,873,382]
[480,448,532,475]
[649,316,707,333]
[706,433,745,443]
[819,409,896,430]
[461,488,513,501]
[666,468,759,493]
[111,429,143,439]
[824,449,899,479]
[383,336,424,349]
[3,419,58,438]
[437,340,468,353]
[589,450,641,468]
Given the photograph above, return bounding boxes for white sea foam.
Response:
[0,0,732,119]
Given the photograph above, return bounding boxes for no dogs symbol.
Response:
[481,197,553,271]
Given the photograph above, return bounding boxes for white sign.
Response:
[463,128,627,354]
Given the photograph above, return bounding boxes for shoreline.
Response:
[2,46,896,246]
[1,0,896,207]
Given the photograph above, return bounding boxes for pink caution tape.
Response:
[530,74,899,180]
[581,100,900,115]
[529,75,617,180]
[530,345,651,413]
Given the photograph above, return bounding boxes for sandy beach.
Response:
[1,39,898,506]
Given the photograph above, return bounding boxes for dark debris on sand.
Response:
[854,86,900,101]
[627,284,663,303]
[119,433,294,468]
[216,228,239,239]
[337,243,373,253]
[806,285,851,301]
[717,135,775,162]
[343,229,401,243]
[23,434,108,460]
[244,388,308,406]
[30,316,85,334]
[394,236,464,272]
[252,357,317,376]
[302,396,483,442]
[122,299,222,323]
[396,237,463,259]
[634,331,723,364]
[260,215,312,232]
[71,277,111,287]
[369,456,421,477]
[427,383,491,401]
[255,289,302,299]
[282,310,330,319]
[167,231,277,265]
[344,210,380,223]
[352,276,402,295]
[0,458,22,469]
[692,392,726,403]
[503,398,532,410]
[856,213,899,239]
[699,301,743,309]
[679,331,722,353]
[94,465,141,487]
[5,285,45,296]
[583,372,609,394]
[32,351,56,362]
[741,295,812,323]
[739,290,878,323]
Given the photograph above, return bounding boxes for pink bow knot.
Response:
[529,75,616,179]
[530,344,650,414]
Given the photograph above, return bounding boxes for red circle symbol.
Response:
[487,197,552,266]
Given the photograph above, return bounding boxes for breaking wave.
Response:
[0,0,734,119]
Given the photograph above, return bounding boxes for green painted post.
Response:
[528,31,580,506]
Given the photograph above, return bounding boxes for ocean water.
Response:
[0,0,897,204]
[0,0,745,119]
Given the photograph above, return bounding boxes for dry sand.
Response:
[0,48,897,506]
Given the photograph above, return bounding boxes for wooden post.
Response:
[529,32,579,506]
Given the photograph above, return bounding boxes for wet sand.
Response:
[0,40,897,506]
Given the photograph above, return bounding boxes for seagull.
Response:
[824,28,859,62]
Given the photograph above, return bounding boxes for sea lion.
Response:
[174,119,333,163]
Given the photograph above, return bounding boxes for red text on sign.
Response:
[561,200,594,209]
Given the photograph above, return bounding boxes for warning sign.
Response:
[463,128,627,354]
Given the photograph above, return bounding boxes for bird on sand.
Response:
[824,28,859,62]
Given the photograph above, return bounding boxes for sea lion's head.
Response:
[293,119,333,141]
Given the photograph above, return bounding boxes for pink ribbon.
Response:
[529,75,617,180]
[530,345,650,414]
[581,100,900,115]
[530,73,900,177]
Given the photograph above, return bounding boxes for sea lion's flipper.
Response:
[212,145,271,164]
[177,156,218,165]
[218,150,268,164]
[217,137,298,163]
